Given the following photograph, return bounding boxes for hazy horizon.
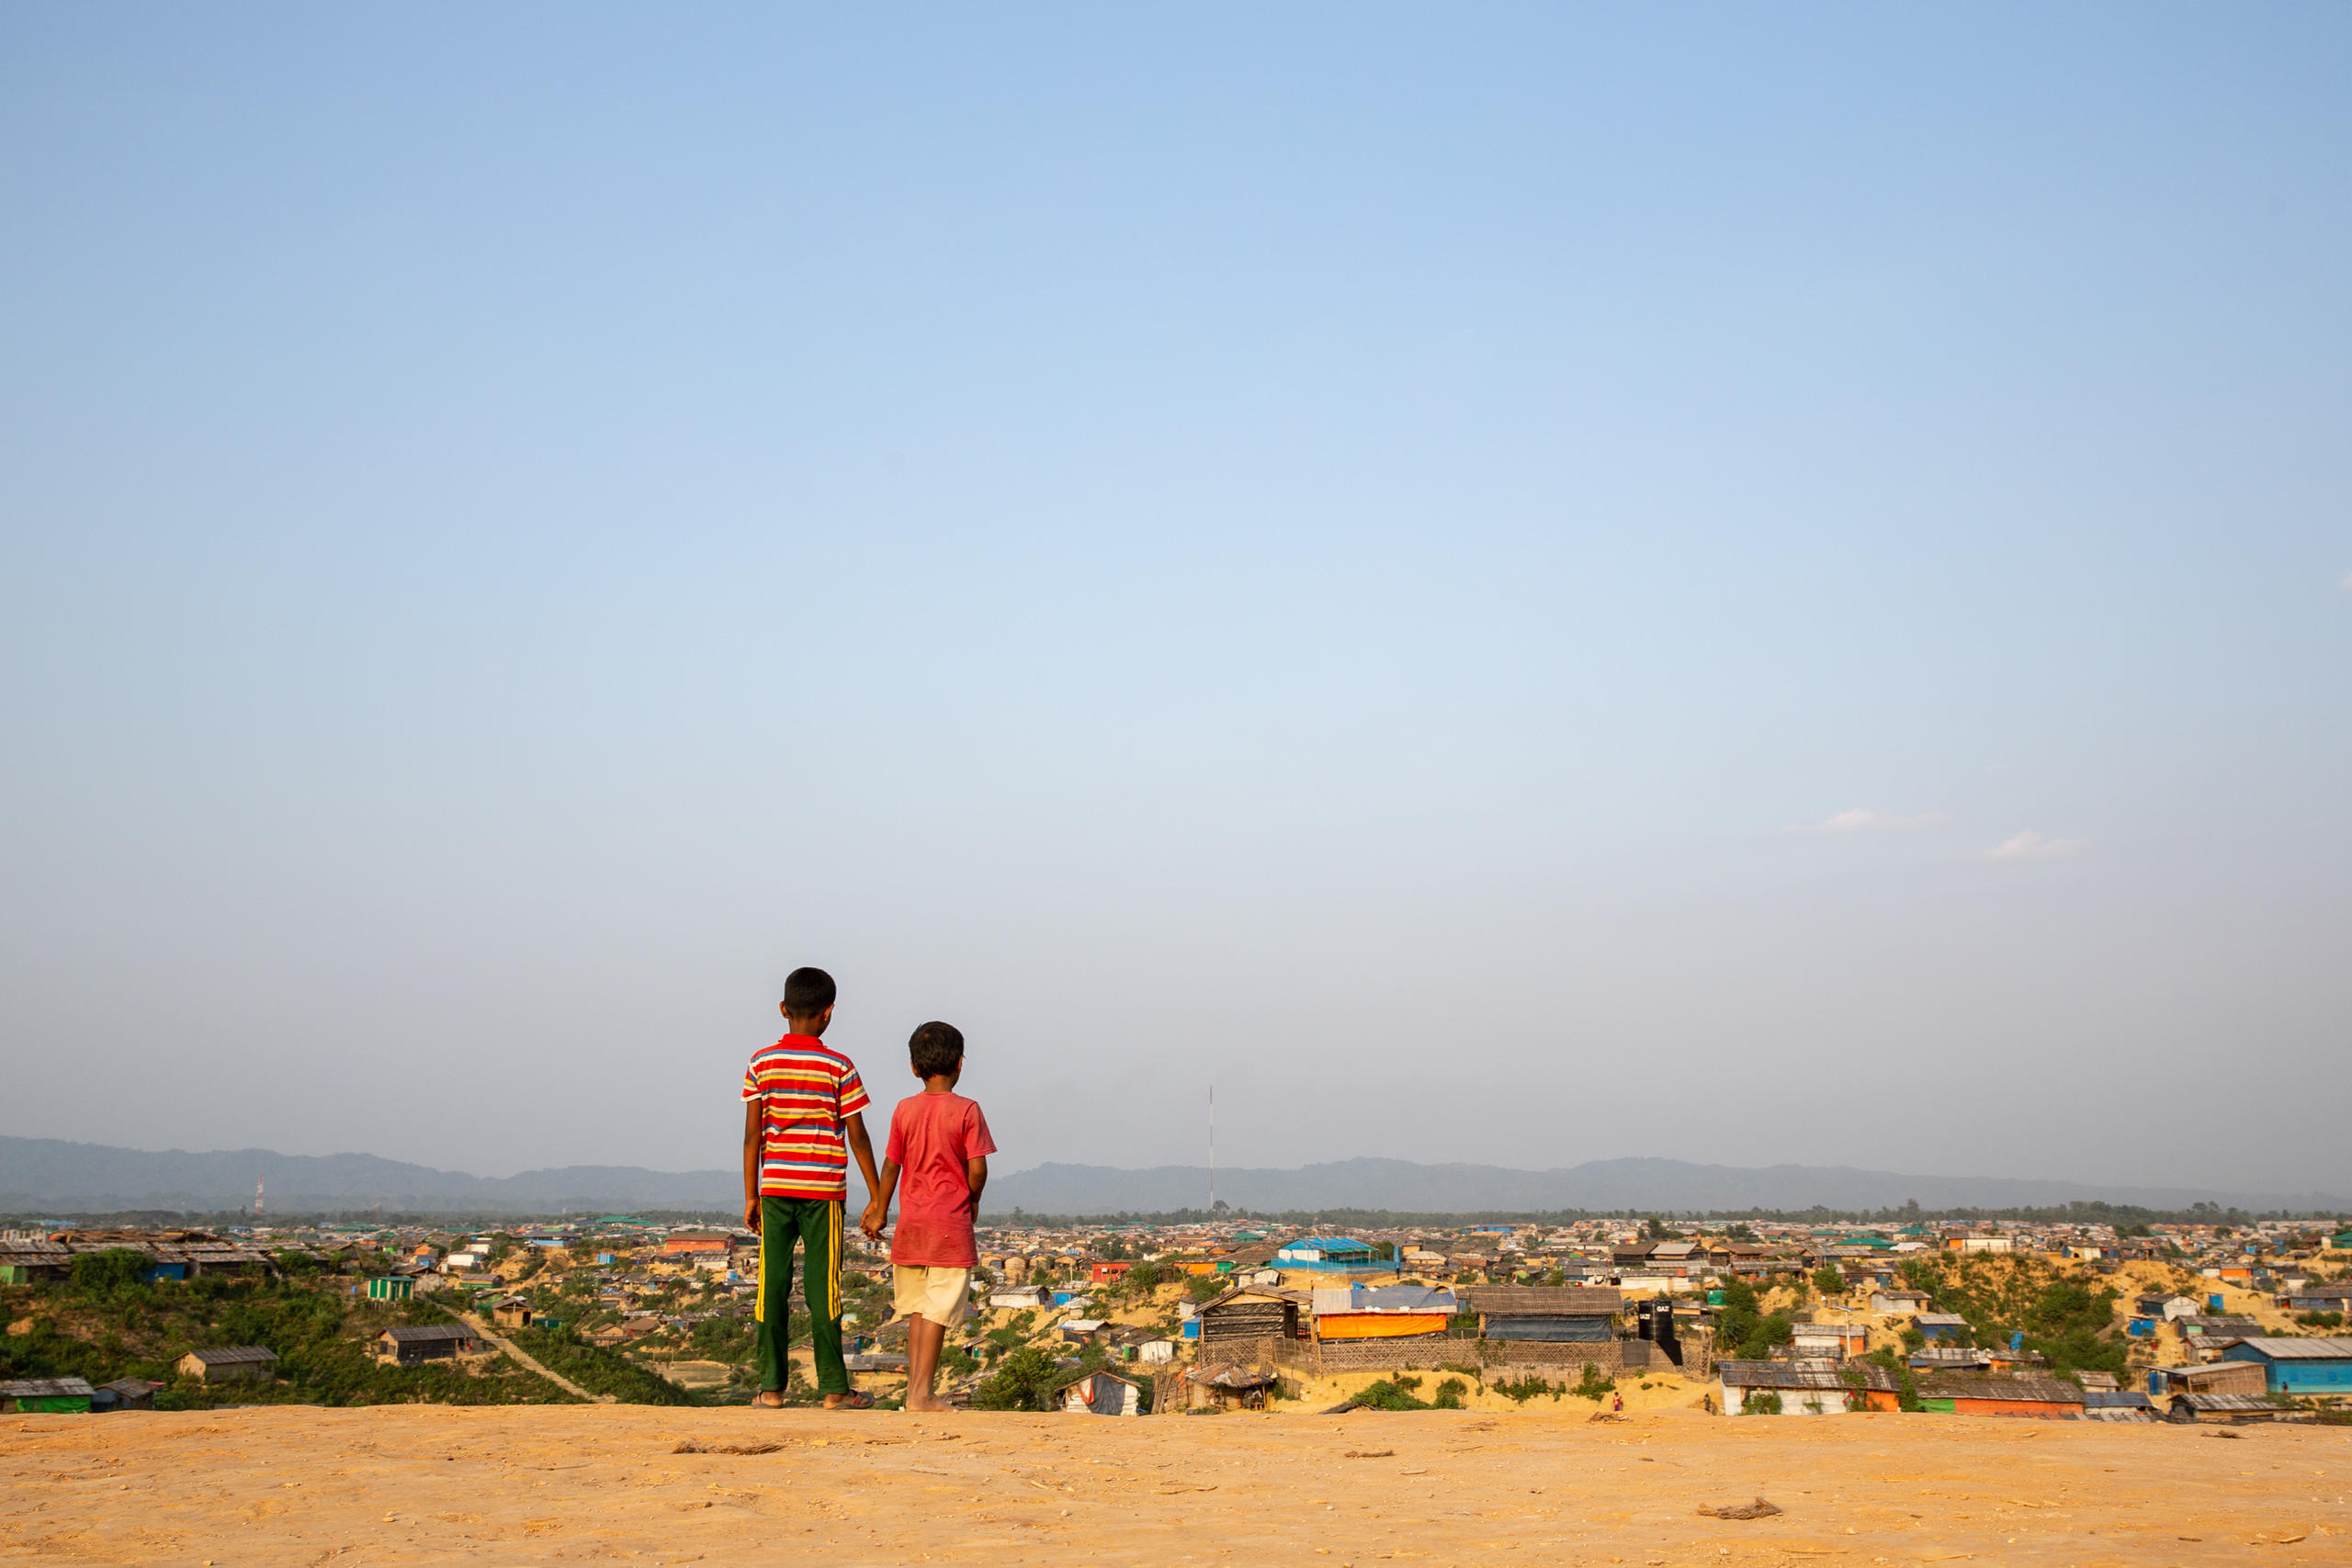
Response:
[5,7,2347,1195]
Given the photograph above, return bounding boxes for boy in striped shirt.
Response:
[741,966,881,1409]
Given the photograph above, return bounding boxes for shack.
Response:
[1716,1359,1899,1416]
[1,1377,95,1414]
[2148,1360,2267,1399]
[0,1240,74,1284]
[492,1296,535,1331]
[1195,1286,1309,1349]
[1913,1371,2085,1419]
[2165,1392,2304,1426]
[95,1377,160,1412]
[2281,1283,2352,1315]
[366,1277,413,1302]
[376,1325,480,1365]
[1462,1285,1621,1342]
[2218,1336,2352,1395]
[1272,1237,1382,1275]
[1312,1284,1455,1341]
[988,1284,1053,1311]
[1056,1370,1142,1416]
[1186,1360,1279,1412]
[175,1347,278,1384]
[1790,1321,1869,1360]
[2080,1390,2158,1423]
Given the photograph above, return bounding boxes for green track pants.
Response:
[754,1195,846,1395]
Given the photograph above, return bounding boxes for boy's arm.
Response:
[842,1111,884,1227]
[966,1155,988,1208]
[865,1158,902,1241]
[741,1100,764,1233]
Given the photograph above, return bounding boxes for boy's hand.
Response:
[742,1198,762,1233]
[860,1201,885,1241]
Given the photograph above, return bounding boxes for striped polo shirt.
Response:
[741,1034,872,1201]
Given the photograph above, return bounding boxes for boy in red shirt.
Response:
[862,1020,996,1413]
[741,966,882,1410]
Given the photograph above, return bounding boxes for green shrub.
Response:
[1351,1378,1431,1411]
[1572,1362,1614,1403]
[70,1250,152,1297]
[1431,1377,1468,1409]
[1745,1390,1782,1415]
[970,1346,1060,1412]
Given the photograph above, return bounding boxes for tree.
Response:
[971,1347,1061,1412]
[70,1249,151,1297]
[1813,1267,1846,1298]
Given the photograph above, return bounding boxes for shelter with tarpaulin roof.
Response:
[1186,1360,1279,1411]
[1055,1369,1142,1416]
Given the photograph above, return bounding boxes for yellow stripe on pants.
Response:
[826,1200,843,1319]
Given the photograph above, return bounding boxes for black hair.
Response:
[908,1021,965,1079]
[782,966,836,1017]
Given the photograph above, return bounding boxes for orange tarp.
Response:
[1315,1314,1450,1341]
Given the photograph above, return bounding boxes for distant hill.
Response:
[979,1156,2352,1217]
[0,1135,739,1215]
[4,1136,2343,1217]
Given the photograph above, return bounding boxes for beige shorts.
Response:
[891,1264,971,1330]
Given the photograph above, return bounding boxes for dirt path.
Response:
[451,1310,613,1404]
[5,1404,2346,1564]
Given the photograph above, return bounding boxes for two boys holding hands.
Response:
[739,966,995,1412]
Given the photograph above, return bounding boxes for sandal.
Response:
[824,1390,876,1411]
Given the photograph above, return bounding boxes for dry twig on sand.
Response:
[1698,1497,1783,1520]
[1343,1450,1396,1459]
[673,1440,787,1455]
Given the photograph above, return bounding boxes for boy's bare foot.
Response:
[752,1391,787,1408]
[902,1393,956,1413]
[823,1390,876,1410]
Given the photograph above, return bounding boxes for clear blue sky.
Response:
[4,6,2346,1194]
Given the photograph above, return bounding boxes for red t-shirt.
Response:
[884,1092,997,1268]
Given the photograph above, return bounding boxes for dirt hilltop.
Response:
[6,1405,2348,1565]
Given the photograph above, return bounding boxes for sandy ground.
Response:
[6,1405,2348,1566]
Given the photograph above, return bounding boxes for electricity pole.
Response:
[1208,1084,1216,1213]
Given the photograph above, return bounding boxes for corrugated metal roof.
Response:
[2227,1337,2352,1360]
[183,1345,277,1365]
[2,1378,96,1398]
[1916,1371,2084,1405]
[380,1325,475,1344]
[2173,1393,2292,1413]
[2083,1390,2154,1409]
[1716,1359,1898,1393]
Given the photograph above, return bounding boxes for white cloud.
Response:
[1790,807,1949,835]
[1979,829,2087,863]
